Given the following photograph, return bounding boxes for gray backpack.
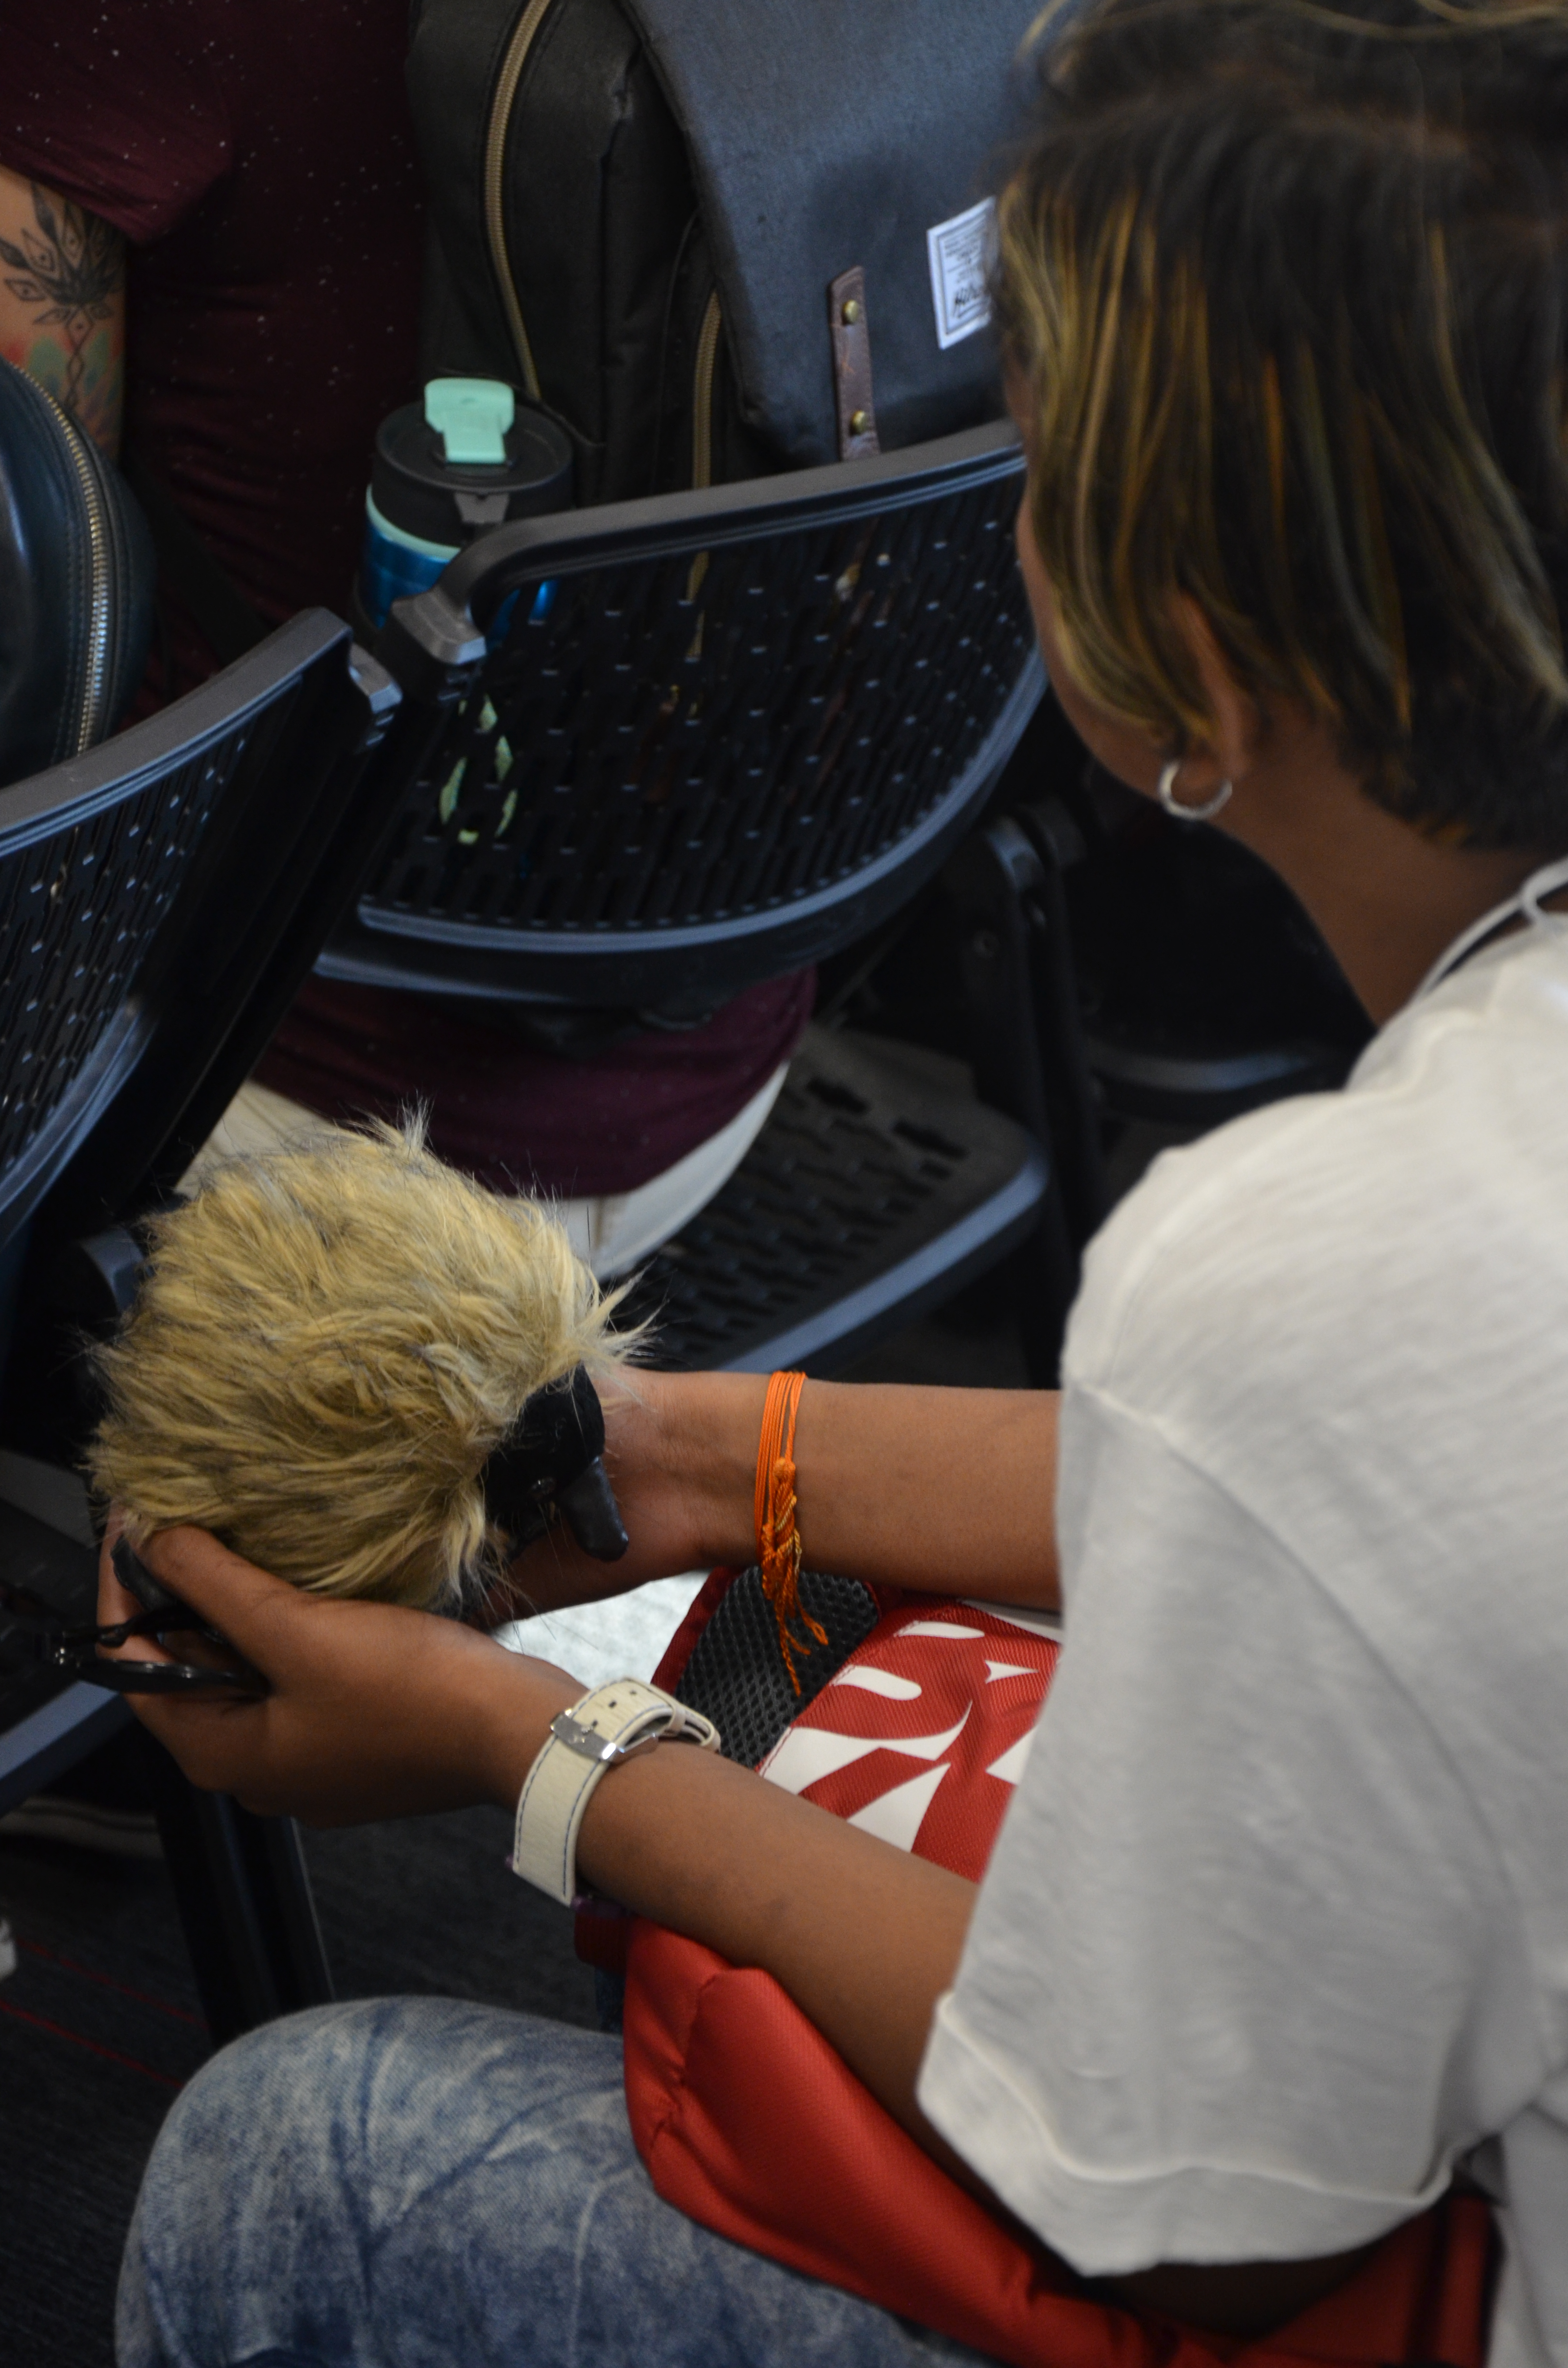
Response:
[410,0,1039,505]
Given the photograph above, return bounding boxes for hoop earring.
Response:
[1157,759,1233,823]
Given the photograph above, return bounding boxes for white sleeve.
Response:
[916,1383,1520,2278]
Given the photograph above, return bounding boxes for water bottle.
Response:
[357,378,574,636]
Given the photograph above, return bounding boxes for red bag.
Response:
[613,1575,1494,2368]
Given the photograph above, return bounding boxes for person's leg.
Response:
[179,1077,335,1192]
[560,1057,789,1279]
[119,1996,992,2368]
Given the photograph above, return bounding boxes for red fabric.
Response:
[624,1591,1496,2368]
[255,968,815,1197]
[743,1601,1057,1878]
[0,0,812,1193]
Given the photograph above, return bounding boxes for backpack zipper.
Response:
[484,0,555,402]
[691,288,722,490]
[486,2,721,487]
[39,387,113,754]
[685,289,723,622]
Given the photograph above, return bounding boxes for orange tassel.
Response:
[754,1370,828,1695]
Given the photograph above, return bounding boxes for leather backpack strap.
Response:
[829,265,880,461]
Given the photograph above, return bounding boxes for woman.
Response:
[102,1,1568,2360]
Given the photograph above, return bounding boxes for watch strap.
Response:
[512,1676,720,1905]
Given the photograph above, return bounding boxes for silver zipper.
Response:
[484,0,555,401]
[42,389,112,754]
[486,6,720,484]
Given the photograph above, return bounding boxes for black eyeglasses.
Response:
[0,1542,268,1695]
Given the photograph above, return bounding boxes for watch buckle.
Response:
[550,1707,663,1765]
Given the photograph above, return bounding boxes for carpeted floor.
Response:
[0,1795,602,2368]
[0,1298,1026,2368]
[0,1822,209,2368]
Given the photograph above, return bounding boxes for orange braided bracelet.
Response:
[754,1369,828,1695]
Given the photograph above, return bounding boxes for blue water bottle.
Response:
[356,378,574,636]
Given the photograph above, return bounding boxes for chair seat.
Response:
[614,1026,1048,1373]
[1083,1020,1356,1123]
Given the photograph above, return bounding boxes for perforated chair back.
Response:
[0,612,398,1275]
[0,612,399,2048]
[324,420,1041,1014]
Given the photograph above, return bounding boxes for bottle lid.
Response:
[371,380,574,546]
[426,377,514,464]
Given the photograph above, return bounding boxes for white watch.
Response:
[511,1676,722,1906]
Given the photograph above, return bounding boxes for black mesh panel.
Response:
[673,1564,881,1767]
[0,731,241,1173]
[362,472,1031,935]
[610,1027,1035,1371]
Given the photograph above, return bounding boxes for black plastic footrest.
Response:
[614,1026,1047,1372]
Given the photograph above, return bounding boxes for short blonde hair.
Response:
[89,1119,627,1610]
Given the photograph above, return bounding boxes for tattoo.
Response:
[0,183,122,436]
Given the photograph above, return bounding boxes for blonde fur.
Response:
[89,1118,630,1611]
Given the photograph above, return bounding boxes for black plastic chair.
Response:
[945,757,1373,1340]
[337,419,1054,1372]
[0,611,403,2043]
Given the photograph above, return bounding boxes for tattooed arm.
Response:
[0,162,123,453]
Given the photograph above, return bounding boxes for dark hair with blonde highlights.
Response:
[997,0,1568,846]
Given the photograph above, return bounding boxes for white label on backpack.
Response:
[927,197,997,350]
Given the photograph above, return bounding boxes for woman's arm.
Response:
[0,162,124,452]
[104,1521,979,2174]
[99,1526,1369,2339]
[501,1369,1062,1616]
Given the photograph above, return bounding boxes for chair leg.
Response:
[134,1729,333,2047]
[945,820,1080,1384]
[1014,801,1112,1244]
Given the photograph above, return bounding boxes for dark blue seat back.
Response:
[327,422,1042,1015]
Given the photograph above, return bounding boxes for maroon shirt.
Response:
[1,0,810,1195]
[263,972,813,1199]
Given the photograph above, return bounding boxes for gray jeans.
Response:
[117,1996,998,2368]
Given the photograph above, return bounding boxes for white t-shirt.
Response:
[918,908,1568,2366]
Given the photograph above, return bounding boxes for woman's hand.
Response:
[98,1520,579,1823]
